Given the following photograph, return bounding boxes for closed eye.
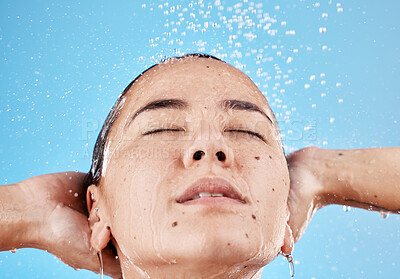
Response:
[143,128,184,136]
[225,129,266,142]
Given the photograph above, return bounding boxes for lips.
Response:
[176,177,246,204]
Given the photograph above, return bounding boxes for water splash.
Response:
[97,251,103,279]
[281,253,295,278]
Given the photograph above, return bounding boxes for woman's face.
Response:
[92,57,291,276]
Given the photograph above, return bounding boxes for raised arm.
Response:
[0,172,121,278]
[286,147,400,242]
[0,182,39,251]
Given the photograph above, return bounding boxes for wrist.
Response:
[308,147,353,207]
[0,181,44,250]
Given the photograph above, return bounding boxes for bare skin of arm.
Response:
[0,172,121,278]
[287,147,400,243]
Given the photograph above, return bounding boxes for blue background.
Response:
[1,0,399,278]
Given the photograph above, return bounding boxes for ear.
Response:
[281,209,294,255]
[86,185,111,253]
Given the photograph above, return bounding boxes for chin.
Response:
[161,237,274,277]
[157,227,270,266]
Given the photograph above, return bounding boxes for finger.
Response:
[287,190,307,242]
[102,245,122,278]
[38,175,122,277]
[49,172,88,214]
[28,171,87,213]
[61,207,121,277]
[43,205,113,275]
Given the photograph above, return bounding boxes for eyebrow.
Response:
[125,98,273,128]
[220,99,273,124]
[126,99,188,127]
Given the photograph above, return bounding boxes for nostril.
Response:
[193,150,205,160]
[216,151,226,161]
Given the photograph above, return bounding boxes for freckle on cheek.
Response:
[245,233,249,238]
[172,221,178,227]
[256,200,259,203]
[269,155,272,159]
[252,214,257,220]
[272,188,275,191]
[227,243,231,246]
[254,156,260,160]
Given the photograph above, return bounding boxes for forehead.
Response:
[103,57,281,153]
[125,57,271,110]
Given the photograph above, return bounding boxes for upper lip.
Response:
[176,177,246,204]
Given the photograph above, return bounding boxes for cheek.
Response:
[236,145,289,196]
[103,142,181,245]
[235,146,289,234]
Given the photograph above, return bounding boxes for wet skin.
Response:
[87,57,293,279]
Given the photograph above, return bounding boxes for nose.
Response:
[182,121,234,168]
[192,150,226,161]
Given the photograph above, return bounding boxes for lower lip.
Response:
[179,197,245,205]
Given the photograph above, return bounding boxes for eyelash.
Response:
[143,128,265,142]
[224,129,265,142]
[142,128,184,136]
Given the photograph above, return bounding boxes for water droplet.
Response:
[379,211,389,219]
[343,205,351,212]
[10,248,17,253]
[319,26,327,33]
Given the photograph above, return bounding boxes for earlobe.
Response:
[91,222,111,252]
[86,185,111,252]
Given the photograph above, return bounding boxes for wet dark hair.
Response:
[83,53,222,190]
